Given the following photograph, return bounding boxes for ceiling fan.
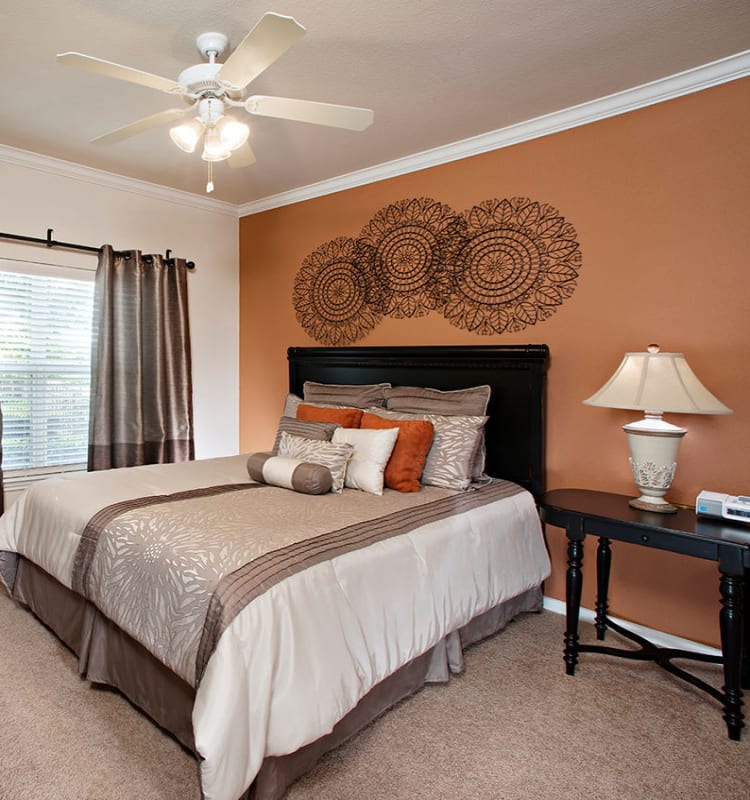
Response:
[57,12,374,192]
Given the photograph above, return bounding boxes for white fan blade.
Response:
[217,13,305,90]
[91,108,187,145]
[57,52,185,95]
[228,141,257,168]
[245,96,374,131]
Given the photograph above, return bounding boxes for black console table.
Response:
[540,489,750,740]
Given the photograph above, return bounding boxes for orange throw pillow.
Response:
[297,403,363,428]
[360,412,434,492]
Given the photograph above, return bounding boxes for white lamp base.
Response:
[628,494,678,513]
[623,415,686,515]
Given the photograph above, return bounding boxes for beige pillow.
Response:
[331,427,399,495]
[282,393,304,418]
[277,431,354,493]
[303,381,391,408]
[246,452,333,495]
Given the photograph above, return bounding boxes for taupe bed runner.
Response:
[71,480,525,687]
[72,483,259,598]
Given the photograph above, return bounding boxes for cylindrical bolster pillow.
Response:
[246,452,333,495]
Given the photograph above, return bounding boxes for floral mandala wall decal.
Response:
[443,197,581,335]
[293,236,381,346]
[358,197,464,319]
[292,196,582,344]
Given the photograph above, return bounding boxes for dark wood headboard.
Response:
[287,345,549,498]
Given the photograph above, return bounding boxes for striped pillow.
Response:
[272,416,339,454]
[303,381,391,408]
[384,384,491,416]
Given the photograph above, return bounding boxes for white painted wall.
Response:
[0,152,239,460]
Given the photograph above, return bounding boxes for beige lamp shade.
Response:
[582,345,732,513]
[583,346,732,415]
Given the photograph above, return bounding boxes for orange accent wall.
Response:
[239,77,750,647]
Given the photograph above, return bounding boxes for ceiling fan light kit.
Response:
[169,98,250,169]
[56,12,374,194]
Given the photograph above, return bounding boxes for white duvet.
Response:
[0,456,551,800]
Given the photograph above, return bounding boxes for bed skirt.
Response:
[12,556,542,800]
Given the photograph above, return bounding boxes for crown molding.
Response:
[0,144,238,217]
[2,50,748,220]
[238,49,750,217]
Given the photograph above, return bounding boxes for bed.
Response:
[0,344,550,800]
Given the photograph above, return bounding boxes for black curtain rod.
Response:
[0,228,196,269]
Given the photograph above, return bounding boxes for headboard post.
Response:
[288,345,549,498]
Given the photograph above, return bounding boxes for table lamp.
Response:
[583,345,732,513]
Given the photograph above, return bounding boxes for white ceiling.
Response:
[2,0,749,207]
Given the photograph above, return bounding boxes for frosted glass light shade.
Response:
[169,119,204,153]
[583,346,732,415]
[201,128,231,162]
[217,116,249,150]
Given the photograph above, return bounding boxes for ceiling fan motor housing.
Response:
[177,62,225,97]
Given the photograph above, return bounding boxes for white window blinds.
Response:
[0,266,94,474]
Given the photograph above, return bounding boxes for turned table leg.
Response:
[565,536,584,675]
[719,573,745,740]
[742,569,749,691]
[595,537,611,640]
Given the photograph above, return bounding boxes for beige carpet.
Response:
[1,590,748,800]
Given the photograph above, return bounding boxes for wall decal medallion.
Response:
[292,196,581,343]
[443,198,581,335]
[358,197,463,318]
[293,237,381,346]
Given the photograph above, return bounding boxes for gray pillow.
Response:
[272,416,339,454]
[303,381,391,409]
[247,452,333,495]
[384,384,491,416]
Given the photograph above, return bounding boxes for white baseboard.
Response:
[542,596,721,656]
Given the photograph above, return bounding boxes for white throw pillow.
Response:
[332,427,399,495]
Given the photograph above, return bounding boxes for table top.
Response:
[542,488,750,551]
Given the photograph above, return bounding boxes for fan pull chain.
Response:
[206,160,214,193]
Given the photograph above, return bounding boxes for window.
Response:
[0,263,94,478]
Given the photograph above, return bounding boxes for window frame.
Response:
[0,257,96,485]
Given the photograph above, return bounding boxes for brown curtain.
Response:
[88,246,194,471]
